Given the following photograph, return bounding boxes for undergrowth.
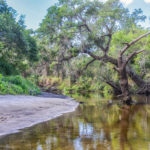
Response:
[0,74,40,95]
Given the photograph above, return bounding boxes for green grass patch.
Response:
[0,74,40,95]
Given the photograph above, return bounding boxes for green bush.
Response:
[0,59,18,75]
[62,77,93,94]
[0,74,40,95]
[103,84,113,98]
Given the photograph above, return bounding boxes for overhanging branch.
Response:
[123,49,145,68]
[120,31,150,56]
[77,58,96,76]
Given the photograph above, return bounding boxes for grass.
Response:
[0,74,40,95]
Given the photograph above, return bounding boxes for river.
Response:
[0,93,150,150]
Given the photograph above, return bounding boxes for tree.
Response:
[38,0,150,102]
[115,32,150,103]
[0,0,39,75]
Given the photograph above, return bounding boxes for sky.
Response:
[6,0,150,30]
[7,0,57,29]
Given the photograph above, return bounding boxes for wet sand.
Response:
[0,93,78,137]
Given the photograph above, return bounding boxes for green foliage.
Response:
[0,58,18,75]
[0,74,40,95]
[103,84,113,98]
[36,0,150,97]
[58,77,94,95]
[24,30,39,62]
[0,0,39,75]
[0,0,149,97]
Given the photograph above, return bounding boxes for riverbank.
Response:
[0,92,79,137]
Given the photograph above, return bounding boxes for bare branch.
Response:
[78,23,91,32]
[93,39,106,52]
[123,49,145,68]
[105,24,112,33]
[78,17,114,53]
[103,24,114,53]
[122,42,129,45]
[77,16,108,52]
[95,25,113,53]
[100,34,112,38]
[77,15,92,32]
[83,49,103,60]
[105,34,112,52]
[77,58,96,76]
[82,43,118,65]
[101,75,122,94]
[82,58,96,71]
[113,67,120,72]
[59,53,78,63]
[105,81,121,93]
[120,31,150,56]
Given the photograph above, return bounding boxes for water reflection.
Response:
[0,95,150,150]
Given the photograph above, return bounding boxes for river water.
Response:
[0,94,150,150]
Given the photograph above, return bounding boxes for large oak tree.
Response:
[38,0,150,102]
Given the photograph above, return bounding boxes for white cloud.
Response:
[144,0,150,3]
[120,0,134,5]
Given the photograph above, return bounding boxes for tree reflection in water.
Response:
[0,94,150,150]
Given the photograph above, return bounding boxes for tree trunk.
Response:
[97,55,147,93]
[118,56,132,104]
[105,80,122,95]
[105,56,146,90]
[126,65,145,88]
[105,55,150,95]
[119,68,132,103]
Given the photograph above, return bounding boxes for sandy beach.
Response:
[0,93,78,137]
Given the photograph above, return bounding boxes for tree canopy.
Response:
[0,0,150,99]
[0,0,39,75]
[37,0,150,98]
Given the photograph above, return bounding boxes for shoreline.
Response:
[0,92,79,137]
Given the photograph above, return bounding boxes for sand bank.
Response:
[0,93,78,137]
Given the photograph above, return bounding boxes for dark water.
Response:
[0,94,150,150]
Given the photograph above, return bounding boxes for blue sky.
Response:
[6,0,150,30]
[7,0,58,29]
[127,0,150,27]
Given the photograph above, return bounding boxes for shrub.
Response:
[38,76,60,87]
[0,59,18,75]
[0,74,40,95]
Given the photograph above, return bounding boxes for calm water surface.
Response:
[0,94,150,150]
